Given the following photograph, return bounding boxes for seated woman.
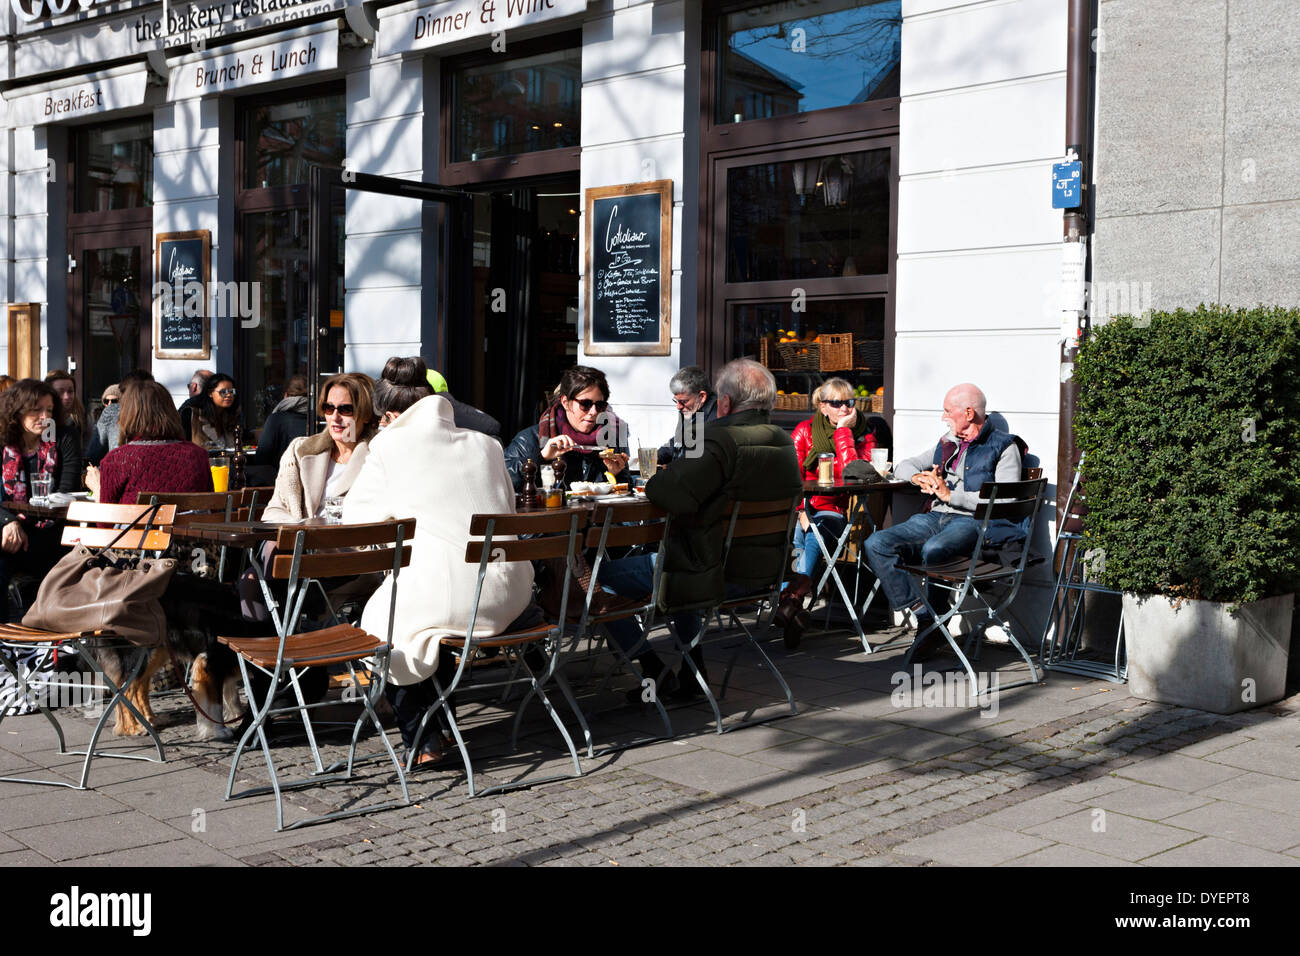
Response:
[0,379,83,619]
[346,393,535,767]
[775,377,877,648]
[45,369,90,452]
[504,366,629,492]
[240,373,379,625]
[373,356,434,428]
[247,373,310,485]
[185,373,241,450]
[85,381,212,504]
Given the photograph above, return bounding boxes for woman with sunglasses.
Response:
[185,373,242,450]
[775,377,878,647]
[504,365,629,492]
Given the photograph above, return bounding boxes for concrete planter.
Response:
[1122,592,1294,714]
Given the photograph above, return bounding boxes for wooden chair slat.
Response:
[465,535,575,564]
[270,545,411,580]
[729,512,793,539]
[273,519,417,551]
[60,527,172,551]
[734,498,794,516]
[136,491,235,510]
[469,511,580,535]
[589,500,666,523]
[66,501,176,525]
[583,522,668,549]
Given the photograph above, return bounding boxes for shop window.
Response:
[244,92,346,189]
[718,0,901,124]
[74,118,153,213]
[451,47,580,163]
[727,148,890,282]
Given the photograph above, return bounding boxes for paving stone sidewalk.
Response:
[1,627,1297,867]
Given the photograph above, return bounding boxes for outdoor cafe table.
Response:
[4,498,74,521]
[800,477,913,653]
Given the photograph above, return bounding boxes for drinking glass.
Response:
[323,495,345,524]
[210,456,230,493]
[871,448,890,476]
[637,447,657,481]
[31,473,53,505]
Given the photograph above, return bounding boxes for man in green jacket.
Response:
[597,358,802,700]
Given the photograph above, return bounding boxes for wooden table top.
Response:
[802,478,912,494]
[3,498,74,520]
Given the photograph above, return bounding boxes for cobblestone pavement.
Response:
[1,625,1297,867]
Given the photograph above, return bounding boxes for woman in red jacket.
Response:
[775,377,876,647]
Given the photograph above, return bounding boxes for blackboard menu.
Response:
[584,180,672,356]
[153,230,211,359]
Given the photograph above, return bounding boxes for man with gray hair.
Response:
[864,382,1024,660]
[657,365,718,465]
[598,358,801,700]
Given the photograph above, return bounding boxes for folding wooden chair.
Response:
[901,478,1049,696]
[241,486,275,520]
[0,502,176,789]
[218,519,414,830]
[689,496,801,733]
[409,509,585,797]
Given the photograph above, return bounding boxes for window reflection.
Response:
[727,149,890,282]
[452,48,581,162]
[720,0,901,123]
[76,119,153,212]
[245,93,346,189]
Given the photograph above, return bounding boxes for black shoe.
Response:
[783,607,812,650]
[667,666,708,700]
[908,620,943,662]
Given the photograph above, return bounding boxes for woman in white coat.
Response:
[344,388,534,765]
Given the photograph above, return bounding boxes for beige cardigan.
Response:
[260,429,371,523]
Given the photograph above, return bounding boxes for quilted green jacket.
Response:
[645,407,802,612]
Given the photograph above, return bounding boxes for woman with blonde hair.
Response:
[775,376,877,648]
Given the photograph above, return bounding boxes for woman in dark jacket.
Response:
[0,379,82,619]
[185,373,242,450]
[247,374,310,485]
[503,366,630,492]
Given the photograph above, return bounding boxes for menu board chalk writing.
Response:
[153,230,211,359]
[584,180,672,356]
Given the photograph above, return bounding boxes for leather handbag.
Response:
[22,512,177,648]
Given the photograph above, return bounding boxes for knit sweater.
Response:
[99,440,214,505]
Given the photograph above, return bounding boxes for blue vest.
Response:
[932,422,1017,498]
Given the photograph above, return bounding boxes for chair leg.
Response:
[517,655,583,783]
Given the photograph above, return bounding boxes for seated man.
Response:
[863,383,1023,659]
[657,365,718,466]
[599,359,802,700]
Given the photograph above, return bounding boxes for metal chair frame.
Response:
[685,496,802,734]
[1039,458,1127,682]
[409,510,586,797]
[900,478,1049,697]
[221,520,413,830]
[0,502,175,789]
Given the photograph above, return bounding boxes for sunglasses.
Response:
[216,388,237,398]
[569,398,609,413]
[672,397,694,409]
[322,402,355,416]
[821,398,856,409]
[102,398,118,405]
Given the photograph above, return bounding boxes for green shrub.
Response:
[1073,305,1300,605]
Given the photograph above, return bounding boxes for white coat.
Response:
[343,395,534,685]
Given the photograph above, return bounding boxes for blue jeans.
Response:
[596,552,703,659]
[863,511,981,611]
[792,511,847,581]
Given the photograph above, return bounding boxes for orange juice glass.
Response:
[210,457,230,493]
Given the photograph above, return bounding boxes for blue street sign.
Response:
[1052,160,1083,209]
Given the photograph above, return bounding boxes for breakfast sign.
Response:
[583,179,673,357]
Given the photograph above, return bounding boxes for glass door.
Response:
[68,228,152,416]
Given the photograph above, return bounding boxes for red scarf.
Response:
[3,440,58,528]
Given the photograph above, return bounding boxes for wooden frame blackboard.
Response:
[153,229,211,360]
[583,179,672,356]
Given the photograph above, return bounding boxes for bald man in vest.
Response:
[864,383,1023,660]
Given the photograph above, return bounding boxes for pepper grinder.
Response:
[551,456,567,494]
[230,425,247,491]
[521,457,539,508]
